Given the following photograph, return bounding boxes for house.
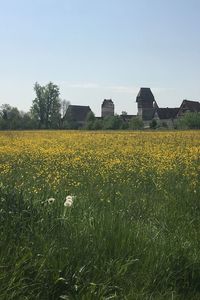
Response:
[177,99,200,117]
[64,105,92,127]
[154,108,179,128]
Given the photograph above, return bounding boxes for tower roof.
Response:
[136,88,155,103]
[102,99,114,107]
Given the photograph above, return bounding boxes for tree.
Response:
[149,119,157,129]
[20,112,38,129]
[0,104,39,130]
[177,112,200,129]
[129,117,143,130]
[93,118,103,130]
[31,82,61,129]
[0,104,21,129]
[121,111,128,115]
[103,115,123,130]
[85,111,95,130]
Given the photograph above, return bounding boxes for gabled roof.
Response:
[179,100,200,112]
[136,88,155,103]
[65,105,91,122]
[156,108,179,119]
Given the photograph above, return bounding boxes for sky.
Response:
[0,0,200,116]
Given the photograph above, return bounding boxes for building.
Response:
[136,88,200,128]
[101,99,114,118]
[154,108,179,128]
[63,89,200,129]
[64,105,92,127]
[177,100,200,117]
[136,87,158,118]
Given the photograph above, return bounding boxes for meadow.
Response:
[0,130,200,299]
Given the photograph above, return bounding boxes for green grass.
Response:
[0,128,199,299]
[1,175,200,300]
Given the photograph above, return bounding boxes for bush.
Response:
[84,111,96,130]
[102,115,123,130]
[149,119,157,129]
[129,117,143,130]
[178,112,200,129]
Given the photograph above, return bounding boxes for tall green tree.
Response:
[0,104,21,129]
[31,82,61,129]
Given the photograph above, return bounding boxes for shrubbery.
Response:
[177,112,200,129]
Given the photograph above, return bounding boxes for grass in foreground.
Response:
[0,131,200,299]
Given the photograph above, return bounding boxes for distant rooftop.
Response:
[65,105,91,122]
[102,99,114,106]
[156,108,179,119]
[181,100,200,112]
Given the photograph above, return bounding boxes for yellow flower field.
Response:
[0,130,199,197]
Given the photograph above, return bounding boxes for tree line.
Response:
[1,82,200,130]
[0,81,144,130]
[0,82,70,130]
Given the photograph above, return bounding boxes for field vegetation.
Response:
[0,130,200,299]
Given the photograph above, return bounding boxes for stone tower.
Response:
[101,99,114,118]
[136,88,156,117]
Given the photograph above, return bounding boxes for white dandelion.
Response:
[64,195,74,207]
[47,197,55,204]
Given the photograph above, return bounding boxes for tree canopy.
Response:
[31,82,61,129]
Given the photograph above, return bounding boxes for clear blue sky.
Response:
[0,0,200,116]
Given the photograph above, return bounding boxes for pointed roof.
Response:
[136,88,155,103]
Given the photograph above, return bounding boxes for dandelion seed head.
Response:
[47,197,55,204]
[66,195,73,202]
[64,195,74,207]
